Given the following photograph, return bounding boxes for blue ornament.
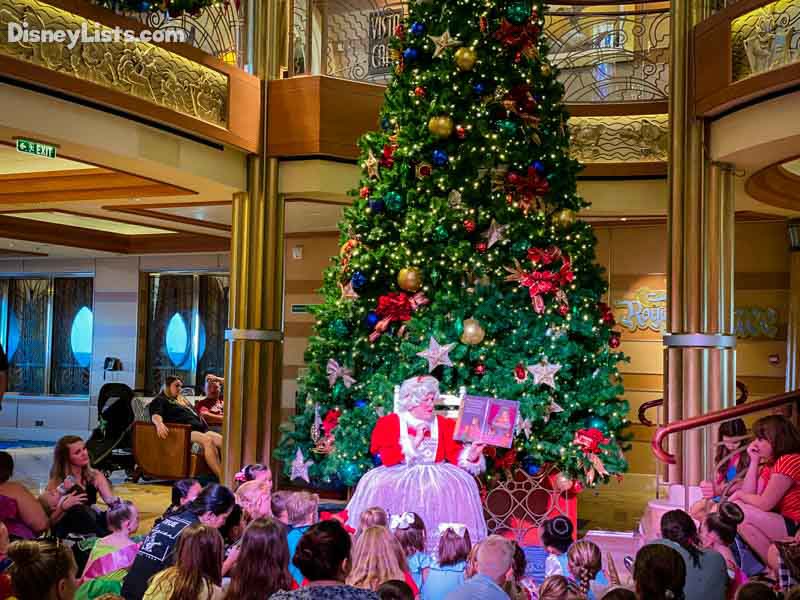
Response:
[351,272,367,290]
[355,399,368,409]
[384,191,404,211]
[473,82,486,95]
[585,415,609,433]
[373,453,383,466]
[381,117,392,132]
[403,48,419,62]
[368,198,385,213]
[432,149,449,166]
[364,311,380,329]
[525,463,541,476]
[140,1,150,9]
[533,160,545,173]
[340,462,362,486]
[410,22,426,36]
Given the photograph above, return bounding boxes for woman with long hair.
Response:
[270,520,379,600]
[42,436,117,538]
[658,510,728,600]
[729,415,800,562]
[7,539,79,600]
[566,541,602,600]
[224,519,294,600]
[149,376,224,480]
[143,523,224,600]
[347,527,416,594]
[121,484,235,600]
[633,544,686,600]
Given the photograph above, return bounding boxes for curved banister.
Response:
[639,381,749,427]
[652,389,800,465]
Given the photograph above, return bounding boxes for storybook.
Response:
[453,395,519,448]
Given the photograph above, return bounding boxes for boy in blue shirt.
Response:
[286,491,319,586]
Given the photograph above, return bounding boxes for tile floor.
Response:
[8,445,656,537]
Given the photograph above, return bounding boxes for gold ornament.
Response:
[454,47,478,71]
[460,318,486,345]
[554,209,577,228]
[555,472,574,492]
[540,63,552,77]
[428,115,454,139]
[398,267,423,292]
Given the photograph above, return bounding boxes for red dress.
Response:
[370,413,465,467]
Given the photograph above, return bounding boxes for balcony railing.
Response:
[290,0,670,104]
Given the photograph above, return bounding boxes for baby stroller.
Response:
[86,383,136,479]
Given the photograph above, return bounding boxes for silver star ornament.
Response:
[290,448,314,483]
[429,29,462,58]
[416,336,456,372]
[528,359,562,389]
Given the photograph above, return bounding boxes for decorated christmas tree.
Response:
[276,0,629,490]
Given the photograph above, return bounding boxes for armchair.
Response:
[131,397,212,480]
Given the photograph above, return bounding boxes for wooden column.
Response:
[222,0,289,486]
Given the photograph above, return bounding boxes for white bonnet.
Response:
[396,376,440,412]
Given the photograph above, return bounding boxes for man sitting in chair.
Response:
[150,376,223,480]
[195,374,224,427]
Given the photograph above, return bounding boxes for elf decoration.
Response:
[276,0,629,489]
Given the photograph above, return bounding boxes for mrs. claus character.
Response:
[346,375,487,550]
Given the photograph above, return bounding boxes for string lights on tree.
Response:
[275,0,629,489]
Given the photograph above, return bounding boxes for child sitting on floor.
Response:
[286,491,319,586]
[391,512,431,589]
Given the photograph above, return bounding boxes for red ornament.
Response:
[414,86,426,97]
[514,363,527,382]
[474,364,486,376]
[394,24,405,39]
[359,186,370,199]
[463,219,476,233]
[558,305,569,317]
[598,302,616,326]
[475,242,488,253]
[455,125,467,139]
[380,143,398,169]
[609,331,621,349]
[479,16,488,33]
[507,171,521,185]
[322,408,342,436]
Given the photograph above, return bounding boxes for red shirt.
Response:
[370,414,464,466]
[195,395,223,416]
[761,453,800,521]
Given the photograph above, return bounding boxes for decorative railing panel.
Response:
[0,0,229,125]
[544,6,670,102]
[731,0,800,81]
[569,114,669,162]
[291,0,670,104]
[136,0,246,67]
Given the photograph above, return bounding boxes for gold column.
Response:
[786,222,800,391]
[223,0,290,487]
[666,0,734,484]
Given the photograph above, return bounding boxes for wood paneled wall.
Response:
[279,221,791,475]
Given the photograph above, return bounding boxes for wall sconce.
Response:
[292,245,304,260]
[769,354,781,366]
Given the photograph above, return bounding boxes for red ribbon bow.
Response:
[369,292,428,342]
[493,18,541,61]
[574,428,609,454]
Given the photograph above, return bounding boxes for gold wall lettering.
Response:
[614,288,667,333]
[0,0,228,127]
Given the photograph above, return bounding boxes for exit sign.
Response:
[16,138,57,159]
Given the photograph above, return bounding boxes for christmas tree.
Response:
[276,0,629,489]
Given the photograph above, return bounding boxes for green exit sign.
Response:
[16,138,57,159]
